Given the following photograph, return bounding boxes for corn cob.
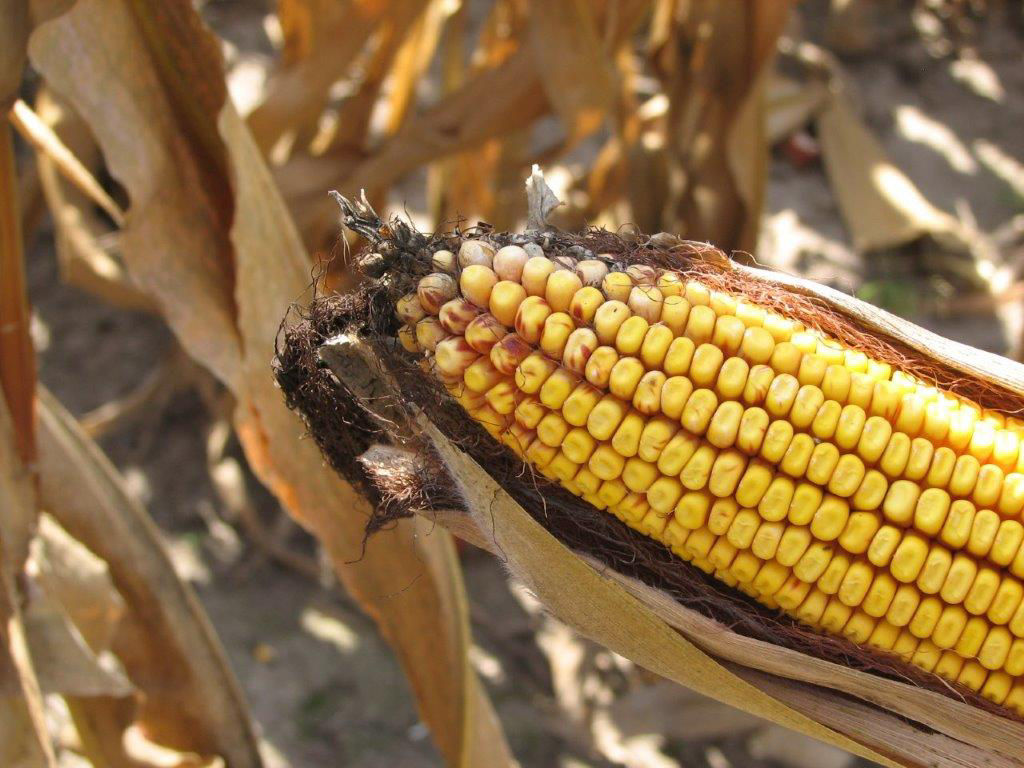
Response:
[397,238,1024,713]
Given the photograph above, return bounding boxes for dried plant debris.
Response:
[275,186,1024,723]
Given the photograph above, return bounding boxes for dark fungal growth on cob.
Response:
[274,176,1024,720]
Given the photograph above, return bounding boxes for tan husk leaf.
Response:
[29,2,512,763]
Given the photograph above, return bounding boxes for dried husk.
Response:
[275,184,1024,767]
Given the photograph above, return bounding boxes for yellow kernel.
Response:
[834,405,867,451]
[788,483,824,526]
[857,417,892,464]
[601,271,633,302]
[777,526,812,567]
[736,408,770,455]
[917,546,953,594]
[727,509,762,549]
[759,420,794,464]
[863,573,898,618]
[683,280,710,306]
[904,437,934,481]
[715,358,751,401]
[681,389,719,436]
[539,369,578,409]
[770,342,802,377]
[794,542,834,582]
[909,597,943,639]
[870,380,901,420]
[593,300,631,345]
[882,479,920,526]
[806,442,840,486]
[789,385,824,429]
[709,449,747,497]
[886,584,921,626]
[821,364,851,403]
[820,599,853,633]
[933,605,968,649]
[460,264,499,309]
[681,445,717,491]
[764,374,800,419]
[657,431,701,476]
[712,315,746,356]
[998,472,1024,518]
[655,270,684,296]
[818,552,852,595]
[890,533,929,583]
[637,416,677,462]
[708,499,739,536]
[735,301,766,327]
[660,295,691,336]
[562,428,597,463]
[867,525,902,567]
[733,460,774,508]
[838,561,874,607]
[879,431,911,477]
[545,270,583,313]
[689,344,724,388]
[538,313,575,360]
[663,336,696,376]
[828,453,866,498]
[968,508,1000,558]
[610,412,645,457]
[811,400,842,440]
[914,487,952,537]
[839,511,879,555]
[568,286,604,326]
[965,568,1001,615]
[973,463,1005,509]
[639,324,675,370]
[562,383,602,427]
[522,256,557,296]
[684,305,716,345]
[991,521,1024,567]
[926,446,957,488]
[623,457,658,492]
[851,470,888,511]
[675,490,713,529]
[779,433,815,478]
[752,521,785,560]
[797,354,828,387]
[632,371,667,416]
[464,357,503,393]
[810,495,850,542]
[608,357,645,401]
[465,313,508,353]
[615,315,650,356]
[584,346,619,388]
[706,401,744,449]
[988,579,1023,625]
[658,376,692,420]
[587,395,628,441]
[589,444,625,480]
[739,327,775,365]
[648,477,684,513]
[759,477,797,525]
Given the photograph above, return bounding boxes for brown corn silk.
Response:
[274,213,1024,724]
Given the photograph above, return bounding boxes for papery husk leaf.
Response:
[29,2,513,763]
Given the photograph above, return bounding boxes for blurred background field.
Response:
[7,0,1024,766]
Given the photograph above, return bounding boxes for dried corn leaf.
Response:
[249,0,424,154]
[817,91,955,252]
[36,388,257,766]
[528,0,613,142]
[30,2,512,763]
[656,0,794,253]
[0,398,55,767]
[0,0,28,108]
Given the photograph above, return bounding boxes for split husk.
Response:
[274,173,1024,768]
